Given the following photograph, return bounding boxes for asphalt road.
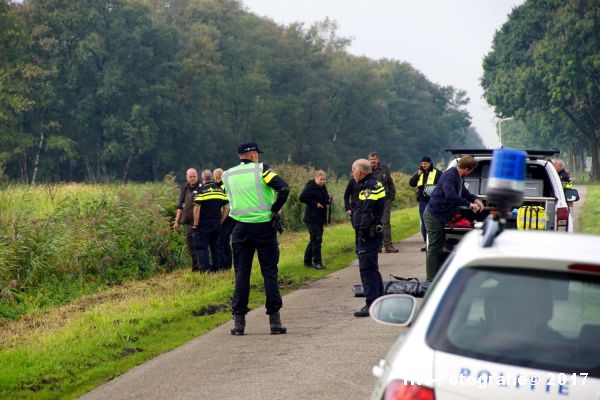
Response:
[80,234,426,400]
[80,187,588,400]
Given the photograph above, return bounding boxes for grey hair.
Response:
[201,169,213,182]
[353,159,372,174]
[186,168,198,177]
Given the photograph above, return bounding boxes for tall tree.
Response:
[483,0,600,179]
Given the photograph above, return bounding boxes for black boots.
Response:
[269,312,287,334]
[353,305,370,317]
[230,314,245,335]
[231,313,287,335]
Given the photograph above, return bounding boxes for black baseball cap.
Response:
[421,156,432,163]
[237,142,262,154]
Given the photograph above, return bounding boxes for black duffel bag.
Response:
[352,276,431,298]
[385,276,430,298]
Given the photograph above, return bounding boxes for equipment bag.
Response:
[353,281,392,297]
[386,276,430,298]
[352,276,431,298]
[517,205,546,230]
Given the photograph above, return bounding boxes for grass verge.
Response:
[580,185,600,234]
[0,207,420,399]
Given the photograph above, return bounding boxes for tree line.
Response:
[482,0,600,180]
[0,0,482,184]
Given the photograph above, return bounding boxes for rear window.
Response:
[427,268,600,377]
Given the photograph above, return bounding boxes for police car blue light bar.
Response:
[482,148,527,247]
[487,148,527,192]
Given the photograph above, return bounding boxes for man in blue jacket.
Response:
[424,155,484,280]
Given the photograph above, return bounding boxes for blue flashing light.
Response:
[482,148,527,247]
[487,148,527,193]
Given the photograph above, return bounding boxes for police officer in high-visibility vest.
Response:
[222,142,290,335]
[351,159,386,317]
[409,156,442,250]
[552,158,574,189]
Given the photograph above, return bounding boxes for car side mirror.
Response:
[565,188,580,202]
[369,294,417,326]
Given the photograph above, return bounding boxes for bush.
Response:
[0,183,186,321]
[0,166,417,321]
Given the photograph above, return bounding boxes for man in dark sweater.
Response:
[424,155,484,280]
[368,152,398,253]
[299,170,332,269]
[173,168,200,270]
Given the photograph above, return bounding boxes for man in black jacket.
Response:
[424,156,484,280]
[173,168,200,270]
[409,156,442,251]
[299,170,332,270]
[343,177,360,217]
[369,152,398,253]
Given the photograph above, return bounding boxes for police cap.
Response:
[238,142,263,154]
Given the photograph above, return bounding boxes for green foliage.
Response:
[0,0,481,183]
[0,206,420,399]
[0,167,415,321]
[580,185,600,234]
[0,182,186,321]
[482,0,600,179]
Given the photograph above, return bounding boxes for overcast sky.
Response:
[242,0,525,148]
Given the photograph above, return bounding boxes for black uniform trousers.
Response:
[357,232,384,306]
[193,218,221,271]
[303,222,324,265]
[231,221,282,315]
[219,217,235,269]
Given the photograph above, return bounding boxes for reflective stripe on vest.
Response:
[222,163,275,223]
[417,169,438,187]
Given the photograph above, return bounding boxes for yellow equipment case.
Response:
[517,205,546,230]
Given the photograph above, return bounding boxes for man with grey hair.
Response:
[192,169,229,272]
[368,152,398,253]
[552,158,573,189]
[351,158,386,317]
[174,168,200,270]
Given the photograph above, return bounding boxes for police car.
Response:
[370,149,600,400]
[369,228,600,400]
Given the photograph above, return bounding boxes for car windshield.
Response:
[427,267,600,377]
